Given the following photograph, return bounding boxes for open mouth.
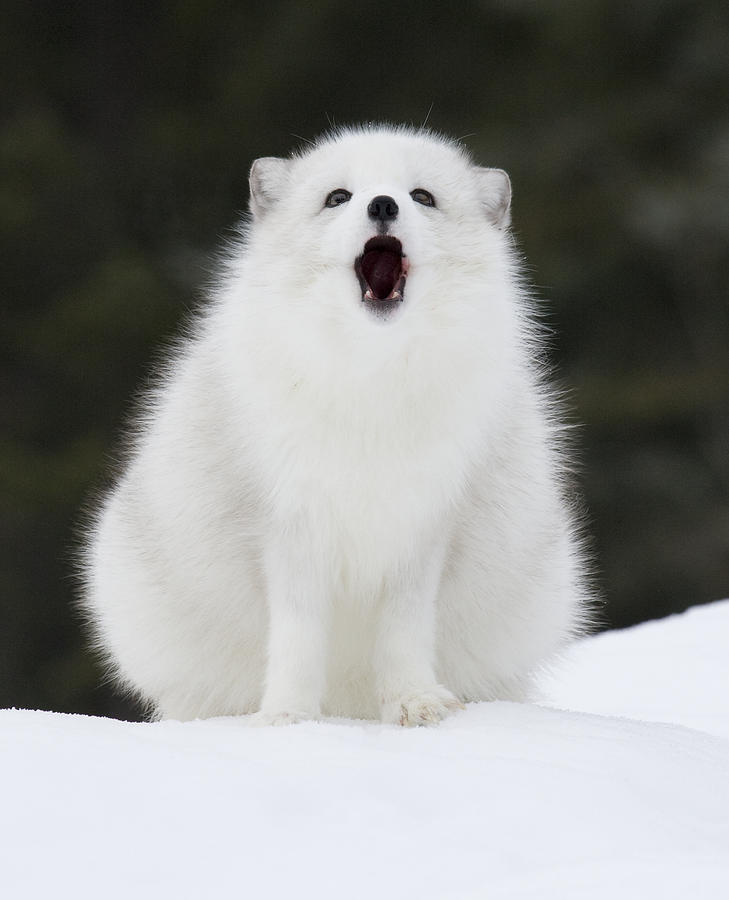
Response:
[354,236,408,307]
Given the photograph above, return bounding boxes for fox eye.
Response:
[325,189,352,208]
[410,188,435,207]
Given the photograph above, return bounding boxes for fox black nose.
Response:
[368,195,399,222]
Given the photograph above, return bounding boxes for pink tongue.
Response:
[361,249,401,299]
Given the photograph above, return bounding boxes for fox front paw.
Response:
[248,708,316,727]
[381,685,465,727]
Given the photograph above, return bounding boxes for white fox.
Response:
[82,125,589,726]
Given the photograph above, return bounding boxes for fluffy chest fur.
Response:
[210,325,479,583]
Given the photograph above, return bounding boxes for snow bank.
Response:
[3,602,729,899]
[543,598,729,739]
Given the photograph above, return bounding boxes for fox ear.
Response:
[249,157,291,218]
[475,167,512,229]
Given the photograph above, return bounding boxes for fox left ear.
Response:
[475,167,512,229]
[249,157,291,218]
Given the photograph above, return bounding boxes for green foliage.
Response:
[2,0,728,717]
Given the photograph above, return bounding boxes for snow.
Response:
[542,599,729,740]
[3,602,729,899]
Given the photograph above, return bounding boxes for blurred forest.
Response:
[2,0,728,720]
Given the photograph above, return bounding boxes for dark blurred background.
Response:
[2,0,728,720]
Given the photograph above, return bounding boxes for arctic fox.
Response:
[82,125,589,726]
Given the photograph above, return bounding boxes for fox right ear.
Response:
[249,157,290,218]
[475,167,512,229]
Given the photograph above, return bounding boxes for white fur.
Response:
[81,125,589,726]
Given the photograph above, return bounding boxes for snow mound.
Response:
[2,601,729,899]
[543,598,729,739]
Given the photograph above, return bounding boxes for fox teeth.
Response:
[363,288,402,302]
